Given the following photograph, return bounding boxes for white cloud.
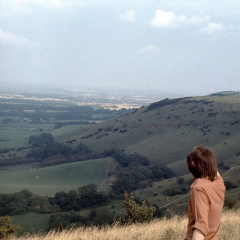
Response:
[201,22,225,35]
[140,45,159,53]
[0,0,85,17]
[0,29,34,46]
[34,0,85,10]
[119,11,135,23]
[150,9,186,28]
[0,0,32,17]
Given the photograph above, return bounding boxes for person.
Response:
[184,146,226,240]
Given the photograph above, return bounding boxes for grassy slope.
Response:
[0,158,110,196]
[56,93,240,171]
[10,210,240,240]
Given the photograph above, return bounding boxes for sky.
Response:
[1,0,240,97]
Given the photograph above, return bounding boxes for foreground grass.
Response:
[11,210,240,240]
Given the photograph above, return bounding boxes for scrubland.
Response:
[11,210,240,240]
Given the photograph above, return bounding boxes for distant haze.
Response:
[1,0,240,97]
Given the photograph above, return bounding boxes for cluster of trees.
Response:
[0,185,110,217]
[26,133,104,167]
[49,184,109,211]
[0,185,115,232]
[48,208,115,231]
[0,190,53,216]
[49,192,157,231]
[28,133,54,147]
[103,150,175,195]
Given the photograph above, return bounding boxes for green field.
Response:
[0,158,110,196]
[11,212,50,235]
[0,118,54,149]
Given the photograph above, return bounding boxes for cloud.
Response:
[0,0,85,17]
[0,29,34,46]
[119,11,135,23]
[150,9,186,28]
[0,0,32,17]
[140,45,159,53]
[201,22,225,35]
[34,0,86,10]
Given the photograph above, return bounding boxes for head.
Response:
[187,146,217,181]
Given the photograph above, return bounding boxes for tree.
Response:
[28,133,54,147]
[78,184,97,196]
[118,193,156,224]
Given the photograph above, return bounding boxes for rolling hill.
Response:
[55,92,240,176]
[1,91,240,234]
[52,91,240,215]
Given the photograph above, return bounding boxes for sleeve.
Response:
[185,198,195,240]
[191,187,210,236]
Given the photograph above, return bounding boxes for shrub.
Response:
[118,193,156,224]
[0,216,18,239]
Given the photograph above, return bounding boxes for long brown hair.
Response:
[187,146,217,181]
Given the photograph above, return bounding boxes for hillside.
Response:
[1,92,240,234]
[9,210,240,240]
[55,92,240,175]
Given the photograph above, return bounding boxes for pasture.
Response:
[0,118,54,149]
[0,157,110,196]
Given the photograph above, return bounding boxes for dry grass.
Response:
[10,210,240,240]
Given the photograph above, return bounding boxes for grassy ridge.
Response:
[9,210,240,240]
[63,94,240,174]
[0,158,110,196]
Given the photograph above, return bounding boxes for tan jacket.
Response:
[185,175,225,240]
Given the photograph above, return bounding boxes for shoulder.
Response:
[191,176,225,192]
[191,178,209,189]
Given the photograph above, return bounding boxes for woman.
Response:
[184,146,225,240]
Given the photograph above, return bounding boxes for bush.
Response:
[0,217,18,239]
[118,193,156,224]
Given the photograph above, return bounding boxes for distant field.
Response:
[0,158,110,196]
[0,119,54,149]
